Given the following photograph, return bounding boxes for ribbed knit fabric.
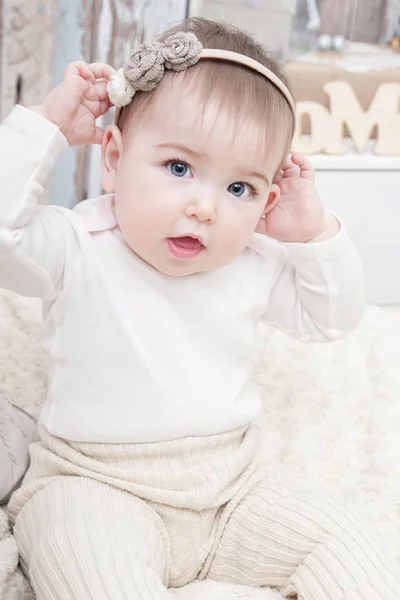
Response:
[204,475,400,599]
[9,425,260,591]
[8,426,400,600]
[13,478,170,600]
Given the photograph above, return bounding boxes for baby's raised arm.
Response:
[259,155,366,340]
[0,62,114,300]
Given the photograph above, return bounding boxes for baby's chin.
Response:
[154,261,208,278]
[130,248,208,278]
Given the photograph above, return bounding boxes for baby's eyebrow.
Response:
[238,170,270,186]
[155,143,203,159]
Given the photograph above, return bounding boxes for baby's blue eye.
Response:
[228,182,252,198]
[167,161,191,178]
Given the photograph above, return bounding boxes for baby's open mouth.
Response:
[167,236,205,259]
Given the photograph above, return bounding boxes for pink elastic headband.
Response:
[107,32,296,124]
[200,49,296,120]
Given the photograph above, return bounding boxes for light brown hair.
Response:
[118,18,294,170]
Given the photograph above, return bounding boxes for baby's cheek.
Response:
[124,207,161,251]
[114,198,136,239]
[218,225,248,258]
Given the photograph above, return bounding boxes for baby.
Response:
[1,17,399,600]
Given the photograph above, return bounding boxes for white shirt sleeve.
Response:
[261,224,366,341]
[0,105,80,301]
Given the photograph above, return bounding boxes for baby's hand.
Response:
[259,154,339,243]
[34,62,115,146]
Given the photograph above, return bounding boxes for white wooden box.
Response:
[313,153,400,306]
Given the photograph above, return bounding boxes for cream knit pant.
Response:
[8,425,400,600]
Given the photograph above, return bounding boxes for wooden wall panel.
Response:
[92,0,187,66]
[0,0,3,118]
[0,0,56,203]
[0,0,56,121]
[0,1,187,204]
[74,0,99,205]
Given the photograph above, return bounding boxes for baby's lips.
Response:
[170,236,204,250]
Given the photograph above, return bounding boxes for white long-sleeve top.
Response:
[0,106,365,443]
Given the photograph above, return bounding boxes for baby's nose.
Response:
[186,194,217,223]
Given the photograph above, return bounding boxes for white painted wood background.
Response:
[0,0,188,206]
[0,1,56,120]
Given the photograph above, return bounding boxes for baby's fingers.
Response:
[63,62,114,91]
[279,156,300,179]
[84,80,111,102]
[281,157,294,171]
[83,80,113,117]
[83,96,113,119]
[64,61,94,83]
[290,154,315,182]
[87,62,115,81]
[93,126,106,145]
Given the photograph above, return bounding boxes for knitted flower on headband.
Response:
[108,32,203,108]
[162,32,203,71]
[107,69,135,107]
[124,42,165,92]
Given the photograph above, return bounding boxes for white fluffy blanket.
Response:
[1,291,400,599]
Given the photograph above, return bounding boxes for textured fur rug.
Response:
[1,290,400,599]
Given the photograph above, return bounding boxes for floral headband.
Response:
[107,31,296,122]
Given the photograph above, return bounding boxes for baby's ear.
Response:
[263,183,280,216]
[255,184,280,234]
[101,125,123,193]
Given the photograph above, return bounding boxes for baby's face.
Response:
[103,78,282,277]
